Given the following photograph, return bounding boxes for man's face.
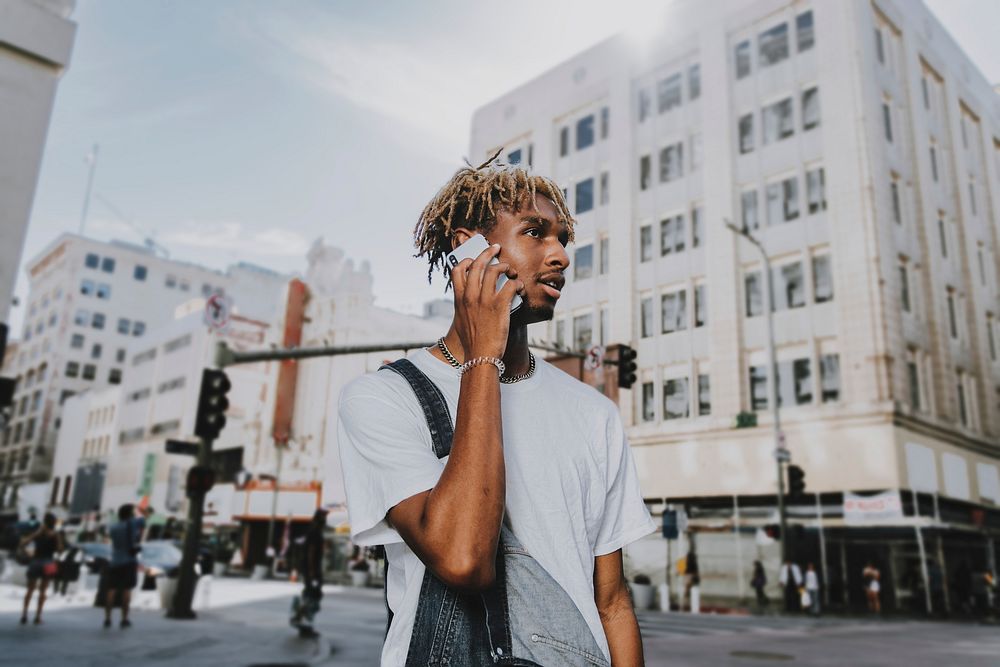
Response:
[453,193,570,325]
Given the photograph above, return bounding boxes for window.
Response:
[921,76,930,109]
[559,127,569,157]
[899,264,911,313]
[690,133,702,172]
[157,376,186,394]
[735,40,751,79]
[745,272,763,317]
[600,107,609,139]
[773,262,806,310]
[739,113,754,154]
[109,368,122,385]
[813,255,833,303]
[968,181,977,216]
[660,215,685,255]
[947,290,958,338]
[48,313,57,327]
[31,391,41,412]
[891,181,902,224]
[574,244,593,281]
[986,315,997,361]
[766,177,799,225]
[642,382,655,422]
[134,264,147,281]
[908,357,921,410]
[691,207,703,248]
[657,73,682,113]
[759,23,789,67]
[599,171,609,205]
[100,257,115,273]
[762,98,794,144]
[938,218,948,258]
[688,64,701,100]
[929,145,939,182]
[957,379,968,427]
[116,348,126,363]
[663,378,689,420]
[750,365,768,410]
[576,115,595,150]
[96,283,111,299]
[575,179,594,214]
[165,274,177,288]
[74,308,89,326]
[806,168,826,213]
[874,28,884,64]
[117,318,130,334]
[820,354,840,402]
[659,142,684,182]
[742,190,759,230]
[600,306,608,346]
[796,11,814,52]
[92,313,105,330]
[572,314,593,351]
[82,364,96,381]
[91,343,102,360]
[133,348,156,365]
[127,387,151,402]
[133,321,146,337]
[640,297,654,338]
[599,237,609,275]
[85,253,99,269]
[528,144,534,166]
[661,290,687,333]
[882,103,893,142]
[640,225,652,262]
[507,149,521,165]
[80,279,95,296]
[788,359,813,405]
[70,334,84,349]
[694,284,707,327]
[802,88,820,130]
[25,418,36,441]
[638,89,651,122]
[164,334,192,354]
[639,155,651,191]
[555,320,566,348]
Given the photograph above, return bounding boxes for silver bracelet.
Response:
[459,356,505,378]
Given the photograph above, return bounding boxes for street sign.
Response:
[203,293,233,332]
[774,448,791,462]
[165,439,200,457]
[584,344,604,371]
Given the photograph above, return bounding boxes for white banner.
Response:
[843,490,904,525]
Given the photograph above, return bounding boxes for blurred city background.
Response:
[2,0,1000,665]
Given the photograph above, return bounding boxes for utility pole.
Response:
[724,219,789,562]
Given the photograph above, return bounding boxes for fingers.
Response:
[450,257,473,298]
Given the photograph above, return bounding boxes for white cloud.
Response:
[162,221,309,257]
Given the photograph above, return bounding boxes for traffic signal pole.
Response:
[724,220,789,563]
[168,435,210,619]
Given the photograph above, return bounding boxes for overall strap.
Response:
[379,358,454,459]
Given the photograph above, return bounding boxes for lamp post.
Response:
[724,219,789,562]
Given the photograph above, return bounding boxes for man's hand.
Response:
[594,549,645,666]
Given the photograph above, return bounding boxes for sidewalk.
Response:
[0,578,384,666]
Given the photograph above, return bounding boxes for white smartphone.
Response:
[446,233,522,313]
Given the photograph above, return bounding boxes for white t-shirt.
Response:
[338,348,655,666]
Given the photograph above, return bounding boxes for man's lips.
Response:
[537,274,565,299]
[540,283,561,299]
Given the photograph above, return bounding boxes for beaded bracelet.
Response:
[459,356,505,378]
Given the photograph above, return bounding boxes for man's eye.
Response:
[525,228,541,238]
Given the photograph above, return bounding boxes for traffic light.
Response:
[787,464,806,498]
[185,465,216,497]
[616,344,638,389]
[194,369,231,441]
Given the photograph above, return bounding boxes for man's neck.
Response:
[429,321,531,378]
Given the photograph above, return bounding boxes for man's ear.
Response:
[450,227,476,250]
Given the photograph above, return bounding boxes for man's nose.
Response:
[547,242,570,271]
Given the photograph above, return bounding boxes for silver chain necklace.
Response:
[436,337,535,384]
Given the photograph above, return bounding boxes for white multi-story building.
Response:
[470,0,1000,611]
[0,233,289,523]
[0,0,76,326]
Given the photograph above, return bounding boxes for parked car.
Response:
[138,540,183,579]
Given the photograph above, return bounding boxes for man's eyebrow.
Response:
[519,215,549,225]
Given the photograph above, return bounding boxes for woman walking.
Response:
[751,560,769,612]
[18,512,64,625]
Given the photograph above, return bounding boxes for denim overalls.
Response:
[380,359,611,667]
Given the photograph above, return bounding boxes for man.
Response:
[290,508,328,638]
[804,562,820,616]
[779,558,803,613]
[339,155,656,666]
[104,503,148,628]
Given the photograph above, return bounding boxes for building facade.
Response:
[0,233,288,524]
[469,0,1000,611]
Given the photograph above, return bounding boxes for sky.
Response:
[10,0,1000,335]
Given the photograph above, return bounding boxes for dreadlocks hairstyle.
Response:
[413,148,575,287]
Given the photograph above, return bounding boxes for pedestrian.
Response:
[684,549,701,612]
[17,512,63,625]
[290,508,328,638]
[779,559,803,612]
[103,503,149,628]
[338,154,657,666]
[55,531,83,596]
[805,562,821,616]
[751,560,768,612]
[862,561,881,613]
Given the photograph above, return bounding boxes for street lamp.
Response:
[724,219,790,562]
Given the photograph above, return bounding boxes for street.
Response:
[2,578,998,666]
